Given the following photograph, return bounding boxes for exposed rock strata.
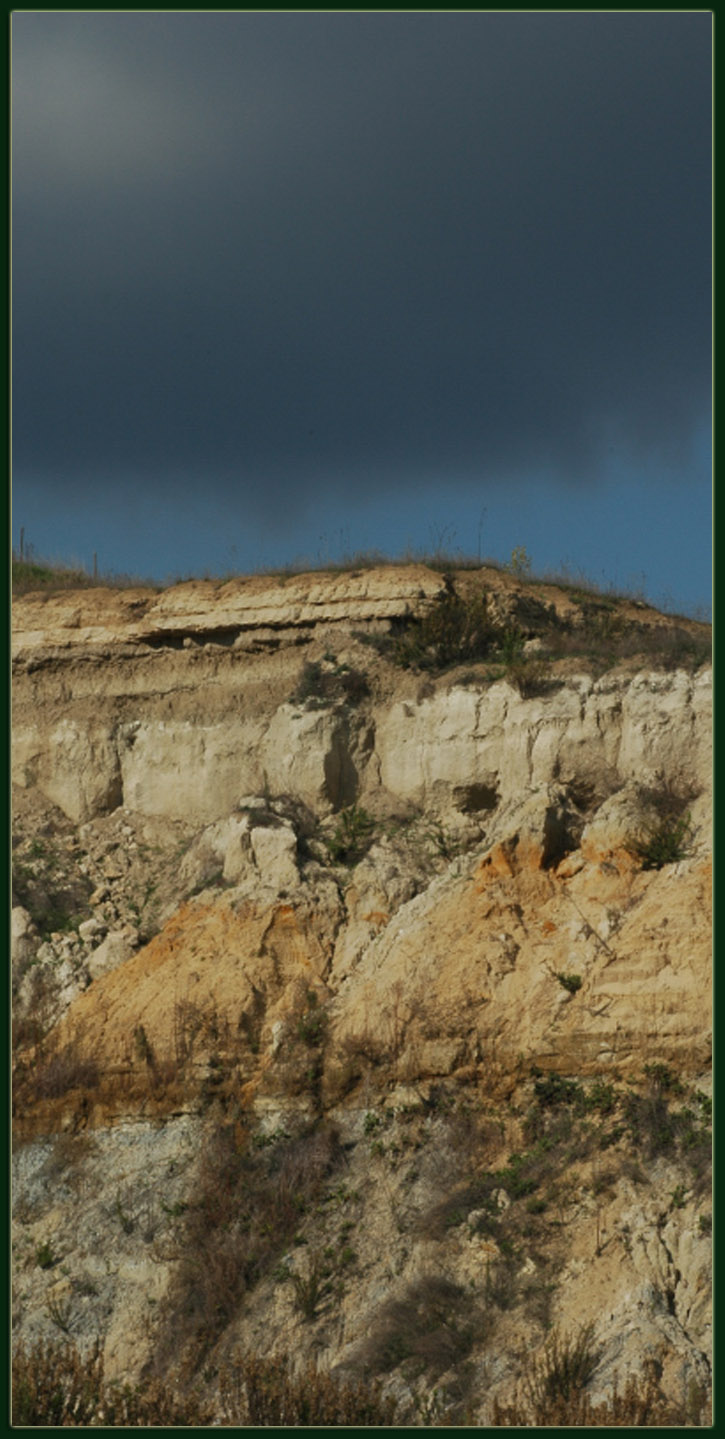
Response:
[11,567,711,1422]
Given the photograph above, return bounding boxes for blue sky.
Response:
[12,12,711,618]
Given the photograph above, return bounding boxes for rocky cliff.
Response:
[12,566,712,1424]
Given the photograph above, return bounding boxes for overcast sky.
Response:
[12,11,711,615]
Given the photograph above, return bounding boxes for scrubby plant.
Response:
[12,555,96,596]
[291,660,331,708]
[289,1251,334,1320]
[270,983,332,1101]
[46,1293,74,1336]
[133,1023,155,1067]
[497,625,526,663]
[507,545,533,579]
[484,1250,520,1310]
[296,989,328,1048]
[40,1131,96,1183]
[363,1109,384,1135]
[423,817,462,860]
[114,1194,135,1235]
[530,1070,583,1110]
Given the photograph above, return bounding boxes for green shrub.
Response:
[35,1240,57,1270]
[633,777,698,869]
[497,625,525,663]
[531,1072,583,1109]
[635,812,695,869]
[384,581,499,671]
[324,805,375,864]
[555,972,582,995]
[291,660,369,709]
[496,1151,540,1199]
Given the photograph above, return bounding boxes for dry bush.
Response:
[122,1000,246,1109]
[630,623,711,672]
[524,1322,601,1408]
[12,961,61,1044]
[357,1274,485,1380]
[421,1167,500,1241]
[504,656,551,697]
[13,1003,234,1133]
[13,1028,100,1116]
[493,1365,708,1427]
[34,1045,100,1100]
[92,1379,214,1426]
[322,1027,392,1103]
[269,983,333,1102]
[433,1097,500,1157]
[219,1351,398,1425]
[39,1131,97,1184]
[542,607,710,674]
[170,996,233,1068]
[484,1249,520,1312]
[12,1339,105,1425]
[418,1102,504,1207]
[154,1120,343,1367]
[12,1338,213,1425]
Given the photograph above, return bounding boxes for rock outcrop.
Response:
[12,566,712,1423]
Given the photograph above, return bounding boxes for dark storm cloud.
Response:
[12,11,711,514]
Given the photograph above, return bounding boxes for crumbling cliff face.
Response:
[11,567,712,1423]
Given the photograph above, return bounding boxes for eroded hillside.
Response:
[12,566,712,1424]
